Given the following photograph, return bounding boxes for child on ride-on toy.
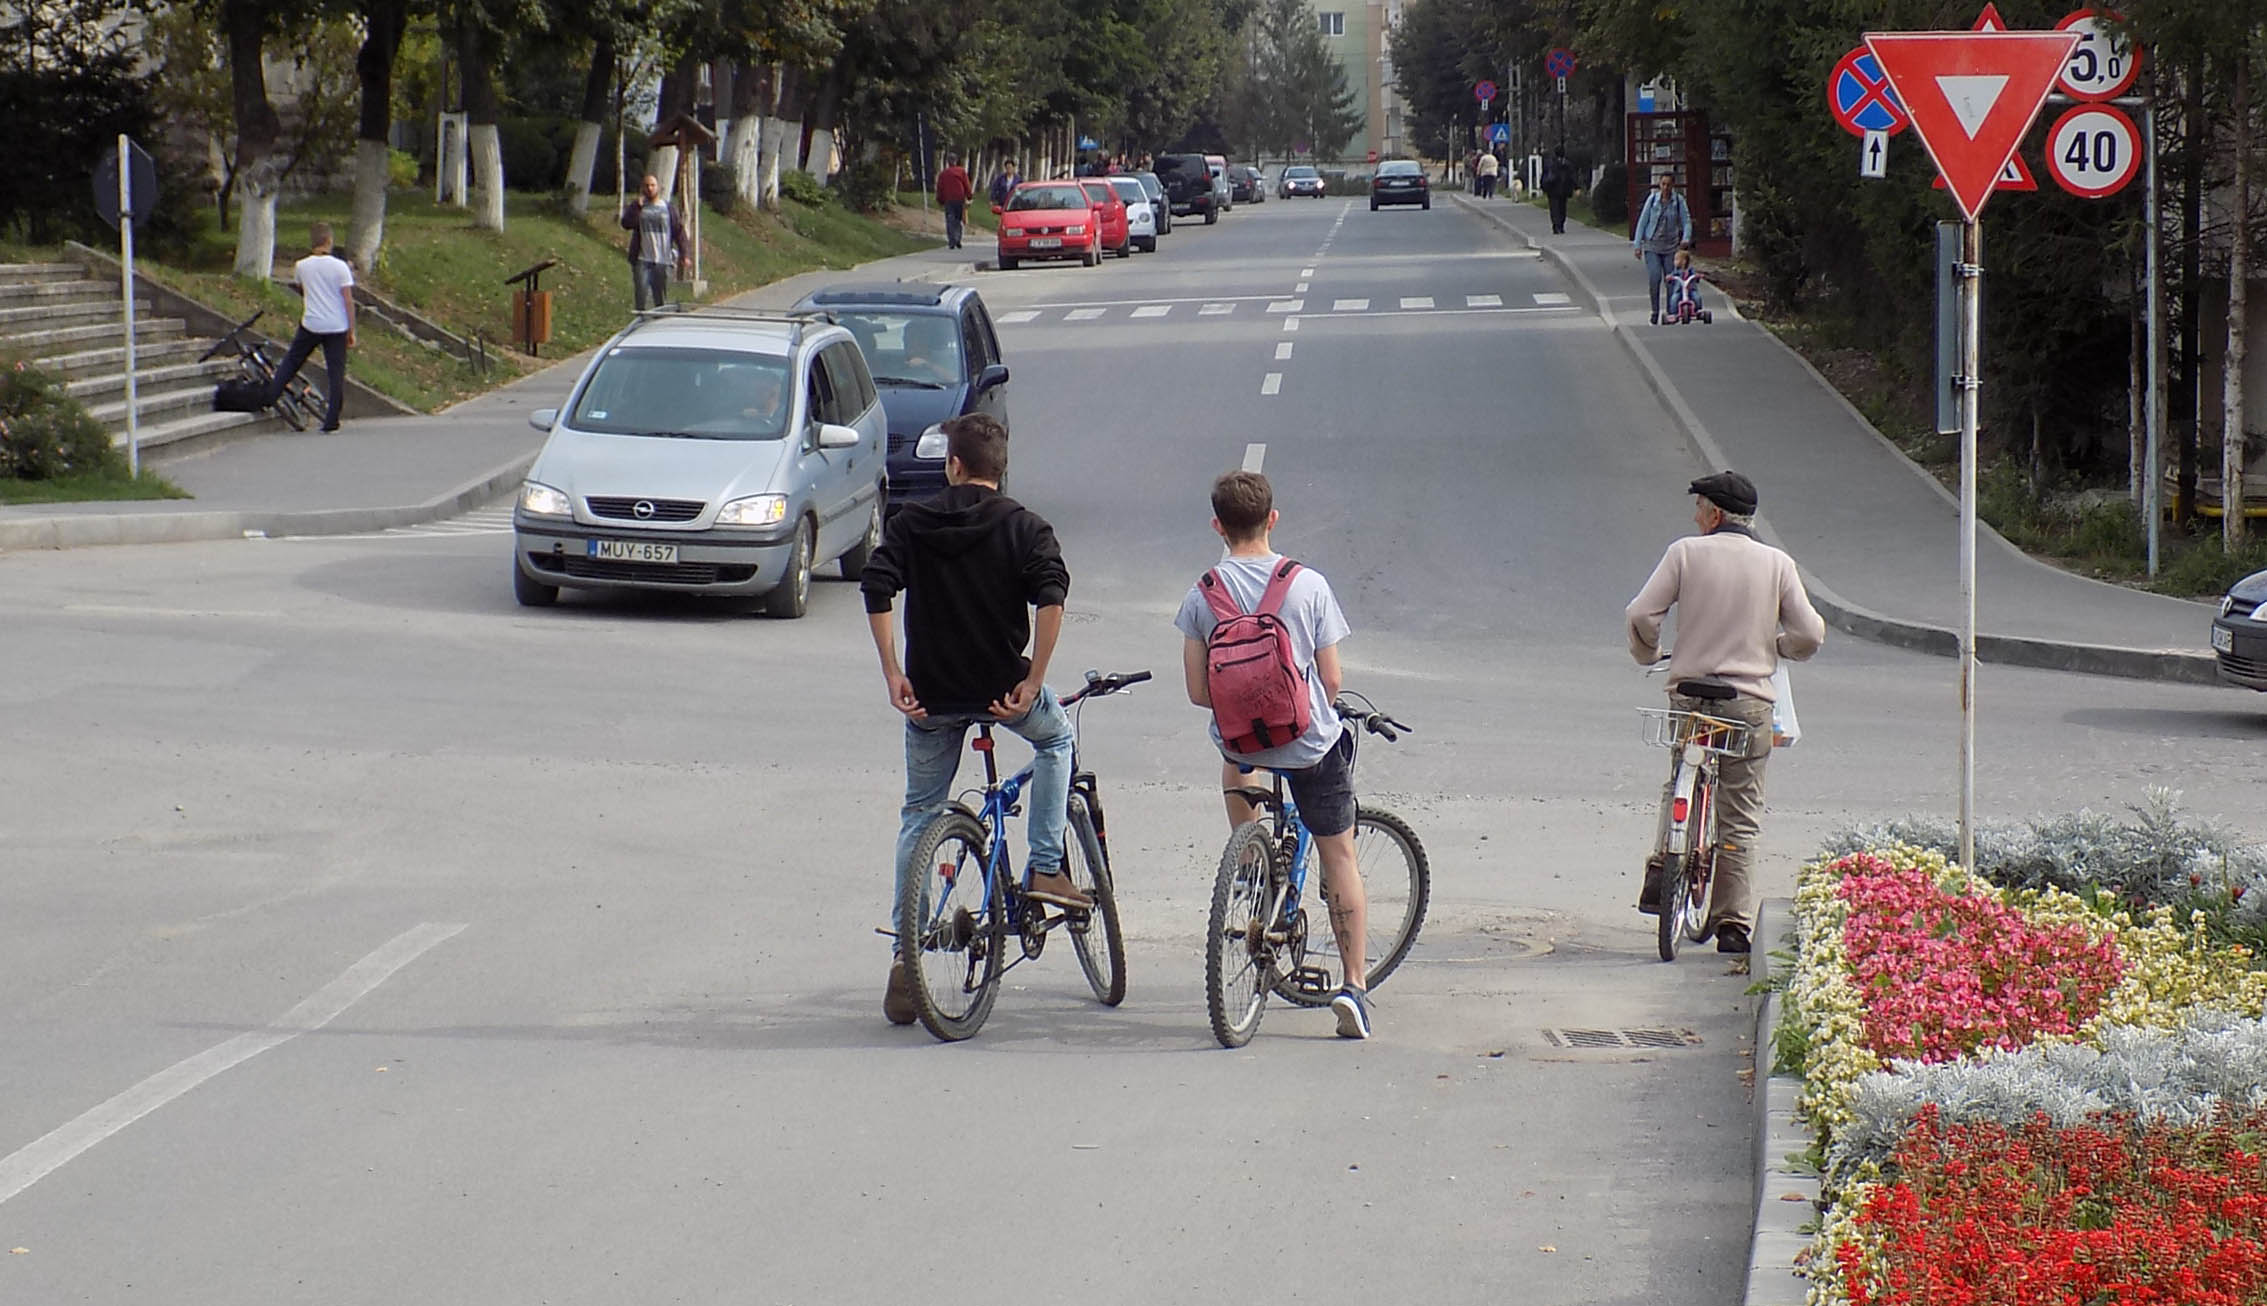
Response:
[1662,245,1713,326]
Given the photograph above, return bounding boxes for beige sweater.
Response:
[1625,531,1825,702]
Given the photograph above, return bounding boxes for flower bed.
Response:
[1785,821,2267,1306]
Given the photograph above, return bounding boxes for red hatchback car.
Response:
[1076,179,1133,258]
[994,181,1102,269]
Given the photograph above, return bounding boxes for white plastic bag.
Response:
[1770,663,1801,747]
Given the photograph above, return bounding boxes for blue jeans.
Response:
[895,687,1074,884]
[1643,249,1676,319]
[942,201,965,248]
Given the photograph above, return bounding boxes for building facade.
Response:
[1312,0,1404,164]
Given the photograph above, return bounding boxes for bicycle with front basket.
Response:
[891,669,1149,1042]
[1204,693,1429,1048]
[1636,667,1752,961]
[198,309,324,432]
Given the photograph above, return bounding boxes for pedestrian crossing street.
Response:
[990,291,1579,327]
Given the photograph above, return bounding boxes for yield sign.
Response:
[1932,152,2036,194]
[1864,31,2078,222]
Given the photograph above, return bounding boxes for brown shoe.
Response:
[1024,869,1093,910]
[884,957,917,1025]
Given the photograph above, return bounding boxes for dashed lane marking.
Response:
[1129,304,1172,318]
[1063,307,1106,321]
[1283,317,1300,333]
[1295,282,1310,292]
[1275,341,1293,360]
[1267,300,1304,313]
[1533,292,1572,305]
[1199,302,1234,316]
[1242,443,1266,472]
[996,309,1041,324]
[1260,373,1283,396]
[1332,298,1368,312]
[1401,296,1435,310]
[1466,294,1503,308]
[1301,267,1316,277]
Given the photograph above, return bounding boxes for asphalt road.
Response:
[5,195,2264,1305]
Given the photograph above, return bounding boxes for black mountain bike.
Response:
[199,310,324,432]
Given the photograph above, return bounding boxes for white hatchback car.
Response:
[1106,175,1160,253]
[510,307,888,617]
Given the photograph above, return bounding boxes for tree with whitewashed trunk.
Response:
[2224,34,2253,548]
[347,0,409,269]
[455,12,508,231]
[728,61,769,208]
[563,33,614,217]
[222,0,285,279]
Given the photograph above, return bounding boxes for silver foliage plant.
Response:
[1830,1011,2267,1177]
[1821,787,2267,925]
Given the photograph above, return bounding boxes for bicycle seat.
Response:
[1670,677,1738,701]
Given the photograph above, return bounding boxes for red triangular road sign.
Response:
[1971,4,2007,32]
[1932,151,2037,192]
[1864,31,2077,221]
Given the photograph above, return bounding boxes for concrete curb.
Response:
[1448,193,2223,688]
[1746,899,1817,1306]
[0,450,534,552]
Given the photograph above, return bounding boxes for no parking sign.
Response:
[1828,46,1908,138]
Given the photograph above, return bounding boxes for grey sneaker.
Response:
[884,957,917,1025]
[1331,986,1372,1040]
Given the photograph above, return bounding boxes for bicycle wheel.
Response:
[1276,807,1431,1005]
[1681,782,1718,945]
[1658,779,1703,961]
[246,359,305,431]
[1206,821,1275,1048]
[286,373,326,429]
[897,810,1003,1041]
[1063,795,1125,1006]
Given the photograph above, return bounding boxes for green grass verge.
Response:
[13,190,937,415]
[0,467,187,504]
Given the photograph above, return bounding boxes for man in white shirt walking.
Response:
[264,222,355,432]
[1625,471,1825,953]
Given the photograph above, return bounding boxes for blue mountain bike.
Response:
[894,669,1149,1042]
[1205,695,1429,1048]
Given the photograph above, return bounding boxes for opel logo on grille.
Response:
[633,500,656,519]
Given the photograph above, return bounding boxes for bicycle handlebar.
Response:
[196,309,266,363]
[1063,668,1152,705]
[1333,693,1412,743]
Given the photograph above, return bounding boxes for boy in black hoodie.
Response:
[862,414,1077,1023]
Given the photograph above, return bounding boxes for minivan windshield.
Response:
[569,346,793,440]
[830,311,963,388]
[1008,184,1087,210]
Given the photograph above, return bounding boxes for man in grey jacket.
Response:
[1630,171,1692,325]
[1625,471,1825,953]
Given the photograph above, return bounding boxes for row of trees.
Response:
[7,1,1374,284]
[1387,0,2263,544]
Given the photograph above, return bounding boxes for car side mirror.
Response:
[529,407,557,431]
[817,422,861,450]
[990,204,1003,215]
[976,364,1010,391]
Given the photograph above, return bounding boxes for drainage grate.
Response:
[1542,1028,1698,1050]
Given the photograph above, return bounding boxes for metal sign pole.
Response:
[1958,217,1982,870]
[2143,99,2163,576]
[117,134,140,480]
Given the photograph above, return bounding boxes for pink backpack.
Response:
[1200,559,1312,754]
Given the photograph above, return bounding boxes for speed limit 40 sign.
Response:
[2045,103,2139,198]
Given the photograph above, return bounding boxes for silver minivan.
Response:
[510,308,888,617]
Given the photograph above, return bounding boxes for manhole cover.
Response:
[1542,1028,1699,1050]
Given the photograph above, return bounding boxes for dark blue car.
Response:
[791,283,1010,511]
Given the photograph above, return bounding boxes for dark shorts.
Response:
[1242,727,1357,838]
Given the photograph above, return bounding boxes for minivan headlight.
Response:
[914,424,949,459]
[518,481,570,517]
[717,494,788,527]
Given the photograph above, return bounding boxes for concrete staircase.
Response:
[0,262,267,456]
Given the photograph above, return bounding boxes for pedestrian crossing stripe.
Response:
[1400,297,1434,309]
[276,506,515,542]
[1129,305,1172,318]
[1198,303,1233,315]
[1332,298,1368,312]
[1532,292,1571,305]
[1267,300,1304,313]
[1467,294,1503,308]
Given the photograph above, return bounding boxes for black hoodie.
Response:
[861,484,1070,714]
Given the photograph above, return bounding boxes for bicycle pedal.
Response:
[1289,966,1333,996]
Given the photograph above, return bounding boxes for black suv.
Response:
[790,283,1009,511]
[1154,153,1219,224]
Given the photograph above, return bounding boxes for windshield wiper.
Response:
[870,376,949,390]
[628,429,725,440]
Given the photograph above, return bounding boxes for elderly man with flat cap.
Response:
[1624,471,1826,954]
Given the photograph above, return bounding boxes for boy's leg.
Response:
[1221,759,1260,829]
[262,327,318,405]
[1000,688,1085,906]
[318,331,348,429]
[895,715,968,880]
[1283,731,1365,987]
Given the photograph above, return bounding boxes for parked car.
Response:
[1370,159,1431,210]
[511,307,887,617]
[1229,165,1265,203]
[790,283,1009,513]
[1205,154,1234,212]
[1279,164,1325,198]
[1077,178,1134,258]
[1131,170,1172,235]
[1104,176,1160,252]
[994,180,1101,268]
[1154,152,1219,223]
[2212,567,2267,690]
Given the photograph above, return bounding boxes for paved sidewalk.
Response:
[0,242,976,551]
[1452,192,2220,685]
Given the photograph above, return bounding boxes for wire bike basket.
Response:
[1636,707,1753,758]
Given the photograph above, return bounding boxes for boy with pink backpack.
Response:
[1175,471,1373,1039]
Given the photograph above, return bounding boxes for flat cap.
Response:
[1688,470,1758,516]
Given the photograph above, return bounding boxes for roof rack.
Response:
[630,303,837,339]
